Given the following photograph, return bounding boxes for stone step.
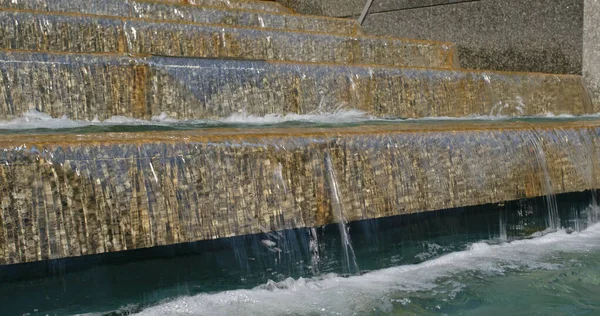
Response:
[1,0,293,14]
[174,0,293,13]
[0,51,590,121]
[1,120,599,264]
[0,11,456,69]
[0,0,360,36]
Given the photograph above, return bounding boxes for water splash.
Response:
[308,227,320,275]
[220,109,371,125]
[134,222,600,316]
[589,193,600,224]
[0,109,374,130]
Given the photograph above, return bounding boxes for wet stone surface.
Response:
[0,52,590,121]
[0,11,453,68]
[0,0,359,36]
[0,0,293,14]
[0,122,599,264]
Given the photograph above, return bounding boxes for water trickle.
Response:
[521,131,561,230]
[221,28,227,48]
[324,152,359,275]
[499,210,508,242]
[348,74,360,108]
[587,193,600,225]
[308,227,320,275]
[123,21,136,51]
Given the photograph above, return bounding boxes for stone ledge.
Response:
[0,51,590,120]
[1,120,599,264]
[584,0,600,111]
[0,0,293,14]
[361,0,583,75]
[0,0,359,36]
[0,10,455,68]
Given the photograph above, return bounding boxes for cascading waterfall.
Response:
[0,0,599,314]
[576,129,600,226]
[560,128,600,230]
[2,121,600,315]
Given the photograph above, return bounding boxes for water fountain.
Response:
[0,0,599,314]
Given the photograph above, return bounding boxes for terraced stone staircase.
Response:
[0,0,598,265]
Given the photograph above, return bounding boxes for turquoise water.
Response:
[137,224,600,316]
[1,192,599,315]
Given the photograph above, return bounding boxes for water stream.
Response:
[324,152,359,275]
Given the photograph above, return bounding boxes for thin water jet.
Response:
[324,152,360,275]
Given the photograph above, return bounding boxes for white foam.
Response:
[136,223,600,316]
[0,109,375,130]
[1,110,599,131]
[0,110,89,129]
[406,112,600,121]
[220,109,373,125]
[0,110,179,130]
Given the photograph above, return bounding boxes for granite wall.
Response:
[279,0,585,75]
[584,0,600,109]
[277,0,468,19]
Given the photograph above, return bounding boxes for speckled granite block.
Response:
[0,11,454,68]
[584,0,600,110]
[277,0,584,75]
[1,120,599,264]
[361,0,584,75]
[0,0,360,36]
[0,52,590,120]
[276,0,467,17]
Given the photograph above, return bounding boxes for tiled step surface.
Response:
[183,0,293,13]
[0,11,456,68]
[0,52,590,121]
[0,0,360,35]
[1,120,598,264]
[0,0,293,14]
